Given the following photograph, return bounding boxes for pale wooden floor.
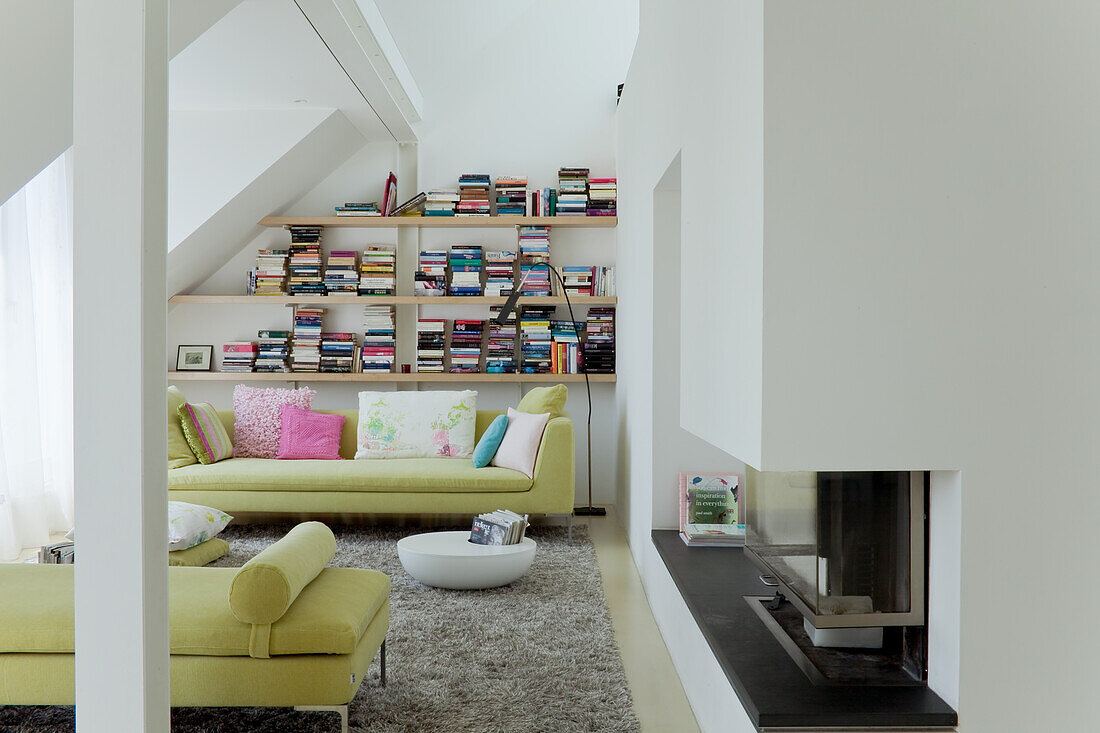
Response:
[579,508,701,733]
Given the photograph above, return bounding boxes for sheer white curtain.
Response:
[0,149,74,560]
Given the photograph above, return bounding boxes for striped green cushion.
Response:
[178,402,233,464]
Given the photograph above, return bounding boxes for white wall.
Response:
[620,2,1100,732]
[615,5,757,725]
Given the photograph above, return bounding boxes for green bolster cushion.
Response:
[228,522,336,625]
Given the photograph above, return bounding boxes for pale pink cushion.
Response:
[276,405,345,460]
[232,384,315,458]
[490,407,550,478]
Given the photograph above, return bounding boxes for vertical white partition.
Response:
[73,1,171,730]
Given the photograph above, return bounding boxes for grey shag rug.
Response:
[0,524,639,733]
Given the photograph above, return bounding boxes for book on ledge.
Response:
[678,473,745,547]
[391,191,426,216]
[470,510,529,545]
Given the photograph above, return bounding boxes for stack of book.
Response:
[320,332,356,373]
[425,190,459,217]
[470,510,529,546]
[587,177,617,216]
[255,330,290,372]
[361,306,396,372]
[518,226,551,296]
[593,266,615,296]
[551,321,582,374]
[222,342,257,372]
[556,167,589,216]
[494,176,527,216]
[583,307,616,373]
[251,248,288,296]
[415,249,448,296]
[558,266,594,297]
[486,306,517,373]
[291,307,325,372]
[449,245,483,295]
[520,306,554,373]
[553,266,614,297]
[334,202,380,216]
[359,246,396,295]
[449,320,484,373]
[528,187,555,217]
[416,319,446,373]
[457,174,491,216]
[323,250,359,294]
[287,227,324,295]
[484,250,517,296]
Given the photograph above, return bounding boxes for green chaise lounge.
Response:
[168,409,575,519]
[0,522,388,733]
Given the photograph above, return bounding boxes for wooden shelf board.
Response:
[259,215,616,229]
[168,371,616,383]
[168,294,617,306]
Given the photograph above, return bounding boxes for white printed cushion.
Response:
[355,390,477,459]
[168,501,233,551]
[490,407,550,478]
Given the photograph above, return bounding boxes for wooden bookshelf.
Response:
[259,215,616,229]
[169,294,617,306]
[168,371,616,384]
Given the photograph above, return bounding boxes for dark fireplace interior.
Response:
[744,469,930,685]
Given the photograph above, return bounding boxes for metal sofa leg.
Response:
[293,704,348,733]
[380,639,386,686]
[567,513,573,541]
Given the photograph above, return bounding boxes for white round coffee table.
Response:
[397,530,537,589]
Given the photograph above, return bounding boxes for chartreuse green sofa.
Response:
[0,522,387,732]
[168,409,575,519]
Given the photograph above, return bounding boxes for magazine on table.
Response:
[470,510,529,545]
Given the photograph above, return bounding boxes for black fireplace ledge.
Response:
[652,530,958,731]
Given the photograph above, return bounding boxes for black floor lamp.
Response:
[493,261,606,517]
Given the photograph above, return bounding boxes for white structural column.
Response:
[73,1,171,731]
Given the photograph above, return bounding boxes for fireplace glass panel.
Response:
[745,469,922,627]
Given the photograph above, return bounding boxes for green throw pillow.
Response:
[178,402,233,464]
[168,386,198,469]
[169,537,230,566]
[517,384,568,419]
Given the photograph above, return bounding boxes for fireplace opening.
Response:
[744,469,930,683]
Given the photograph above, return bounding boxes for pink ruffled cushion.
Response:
[276,405,345,460]
[232,384,315,458]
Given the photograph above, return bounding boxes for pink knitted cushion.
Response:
[276,405,345,460]
[232,384,315,458]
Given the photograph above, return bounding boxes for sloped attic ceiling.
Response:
[166,0,421,295]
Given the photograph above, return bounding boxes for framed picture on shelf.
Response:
[176,345,214,371]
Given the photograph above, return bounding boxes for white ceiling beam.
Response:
[294,0,422,142]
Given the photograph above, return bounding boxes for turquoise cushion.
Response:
[471,415,508,468]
